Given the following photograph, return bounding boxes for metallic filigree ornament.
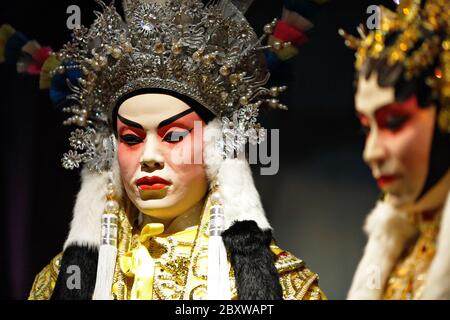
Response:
[55,0,290,171]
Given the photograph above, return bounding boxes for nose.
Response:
[363,128,387,167]
[140,133,164,172]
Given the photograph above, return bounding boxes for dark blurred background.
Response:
[0,0,395,300]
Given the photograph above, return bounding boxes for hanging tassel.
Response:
[207,186,231,300]
[92,180,119,300]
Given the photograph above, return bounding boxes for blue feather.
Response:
[49,63,81,108]
[4,31,28,65]
[264,49,281,71]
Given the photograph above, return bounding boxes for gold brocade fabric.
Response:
[383,210,441,300]
[28,252,62,300]
[29,193,325,300]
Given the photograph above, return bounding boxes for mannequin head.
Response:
[356,72,435,207]
[116,93,208,222]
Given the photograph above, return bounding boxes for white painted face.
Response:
[355,73,436,207]
[116,93,208,222]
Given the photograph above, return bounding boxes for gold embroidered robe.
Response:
[29,194,325,300]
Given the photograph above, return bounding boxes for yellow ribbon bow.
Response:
[119,223,165,300]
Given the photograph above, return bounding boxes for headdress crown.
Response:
[339,0,450,134]
[56,0,287,171]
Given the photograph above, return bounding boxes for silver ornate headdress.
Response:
[55,0,290,171]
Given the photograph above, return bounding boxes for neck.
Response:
[388,169,450,215]
[140,198,205,234]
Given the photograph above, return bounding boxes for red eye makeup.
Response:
[374,95,418,132]
[157,110,202,142]
[357,113,371,135]
[117,116,146,146]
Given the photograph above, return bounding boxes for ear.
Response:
[202,118,271,230]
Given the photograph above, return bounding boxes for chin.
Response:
[134,201,178,220]
[135,195,177,210]
[385,190,417,208]
[136,191,190,213]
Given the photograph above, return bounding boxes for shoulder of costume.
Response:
[270,240,323,299]
[28,252,62,300]
[270,241,305,273]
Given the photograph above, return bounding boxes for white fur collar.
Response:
[348,172,450,300]
[64,118,270,249]
[64,150,123,249]
[203,119,271,230]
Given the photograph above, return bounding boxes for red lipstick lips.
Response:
[136,176,171,191]
[376,175,399,188]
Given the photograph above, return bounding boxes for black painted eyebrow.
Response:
[118,108,194,131]
[157,109,194,129]
[117,114,144,130]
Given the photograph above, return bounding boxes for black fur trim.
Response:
[50,245,98,300]
[221,220,283,300]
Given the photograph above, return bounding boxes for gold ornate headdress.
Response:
[339,0,450,134]
[54,0,289,171]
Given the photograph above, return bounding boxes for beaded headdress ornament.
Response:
[55,0,290,171]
